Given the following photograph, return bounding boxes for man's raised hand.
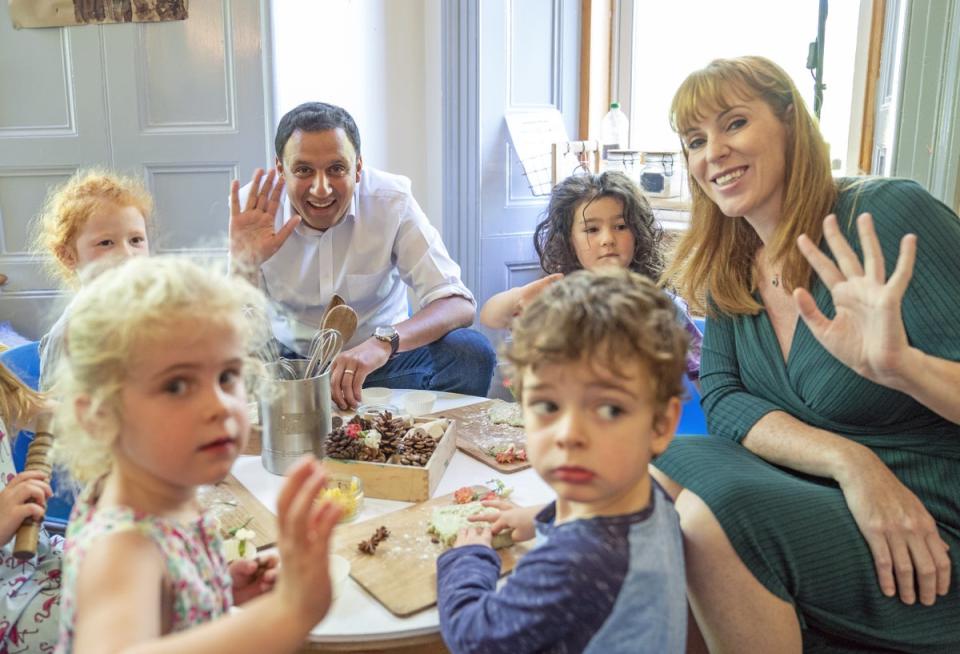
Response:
[229,169,300,268]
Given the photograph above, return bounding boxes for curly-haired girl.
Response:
[479,171,701,380]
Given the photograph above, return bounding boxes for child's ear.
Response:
[74,395,116,441]
[650,396,682,457]
[57,244,78,271]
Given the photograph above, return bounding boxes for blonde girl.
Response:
[52,256,342,653]
[0,363,62,651]
[479,171,702,381]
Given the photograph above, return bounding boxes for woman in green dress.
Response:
[653,56,959,653]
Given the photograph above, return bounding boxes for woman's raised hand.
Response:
[794,213,917,388]
[229,169,299,269]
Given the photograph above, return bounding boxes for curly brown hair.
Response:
[505,268,688,409]
[534,171,663,280]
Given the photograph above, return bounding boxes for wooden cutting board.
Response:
[197,474,278,550]
[333,487,532,616]
[424,400,530,473]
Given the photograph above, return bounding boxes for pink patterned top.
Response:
[56,481,233,651]
[1,420,63,653]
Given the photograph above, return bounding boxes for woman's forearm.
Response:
[740,411,875,485]
[885,348,960,425]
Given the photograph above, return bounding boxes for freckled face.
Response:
[69,203,149,275]
[682,96,789,225]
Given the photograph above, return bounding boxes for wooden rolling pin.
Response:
[13,413,54,561]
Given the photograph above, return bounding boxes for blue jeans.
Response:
[365,328,495,397]
[277,328,496,398]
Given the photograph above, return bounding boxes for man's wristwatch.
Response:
[374,325,400,359]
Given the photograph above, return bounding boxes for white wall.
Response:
[269,0,443,232]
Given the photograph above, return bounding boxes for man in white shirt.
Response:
[230,102,494,409]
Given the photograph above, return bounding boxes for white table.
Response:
[231,389,553,648]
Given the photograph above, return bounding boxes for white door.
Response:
[0,0,270,339]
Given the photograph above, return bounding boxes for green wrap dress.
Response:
[654,178,960,653]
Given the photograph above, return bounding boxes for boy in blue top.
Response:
[437,268,688,653]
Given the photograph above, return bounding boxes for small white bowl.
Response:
[404,390,437,417]
[361,386,393,405]
[329,554,351,599]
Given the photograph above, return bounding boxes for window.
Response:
[614,0,865,175]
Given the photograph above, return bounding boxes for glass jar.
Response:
[317,474,364,523]
[640,152,679,197]
[605,149,642,185]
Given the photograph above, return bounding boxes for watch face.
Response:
[375,326,393,339]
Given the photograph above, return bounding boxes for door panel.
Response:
[477,0,580,351]
[0,0,268,339]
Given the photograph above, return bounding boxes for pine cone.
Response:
[373,411,409,459]
[325,415,371,460]
[357,444,386,462]
[396,427,437,466]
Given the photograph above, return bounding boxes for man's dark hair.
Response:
[274,102,361,161]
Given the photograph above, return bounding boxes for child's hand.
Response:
[0,471,51,545]
[273,457,343,632]
[514,273,564,317]
[454,524,493,549]
[468,500,542,542]
[229,554,278,605]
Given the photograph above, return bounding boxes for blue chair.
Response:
[675,316,708,436]
[676,375,707,436]
[0,341,72,529]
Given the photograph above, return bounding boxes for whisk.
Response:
[304,328,343,379]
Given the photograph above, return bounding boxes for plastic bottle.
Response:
[600,102,629,160]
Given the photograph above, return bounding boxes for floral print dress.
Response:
[56,480,233,651]
[0,419,63,653]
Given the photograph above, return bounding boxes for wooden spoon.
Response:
[322,304,359,346]
[321,293,346,327]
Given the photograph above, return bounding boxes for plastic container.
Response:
[600,102,630,160]
[361,386,393,405]
[404,391,437,417]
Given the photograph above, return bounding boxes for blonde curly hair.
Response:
[505,268,688,410]
[52,256,270,484]
[32,168,154,287]
[0,362,46,433]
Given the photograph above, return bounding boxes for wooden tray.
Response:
[197,474,277,550]
[333,486,532,617]
[424,400,530,473]
[323,418,457,502]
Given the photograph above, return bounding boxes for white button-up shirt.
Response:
[238,167,474,355]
